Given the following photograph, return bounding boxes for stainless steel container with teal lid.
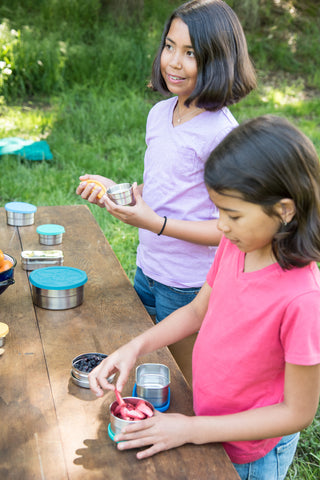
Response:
[5,202,37,226]
[37,224,65,245]
[29,266,87,310]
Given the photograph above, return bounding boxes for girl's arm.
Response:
[103,183,222,246]
[115,362,320,459]
[89,282,211,396]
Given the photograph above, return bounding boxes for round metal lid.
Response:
[36,224,65,235]
[5,202,37,214]
[29,266,87,290]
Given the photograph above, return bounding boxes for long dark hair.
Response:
[151,0,256,111]
[204,115,320,269]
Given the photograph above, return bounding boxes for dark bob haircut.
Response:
[204,115,320,269]
[151,0,256,111]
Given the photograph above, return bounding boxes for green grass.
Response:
[0,1,319,478]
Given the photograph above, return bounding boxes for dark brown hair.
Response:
[150,0,256,111]
[204,115,320,269]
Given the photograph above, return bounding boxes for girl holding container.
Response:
[89,115,320,480]
[77,0,256,323]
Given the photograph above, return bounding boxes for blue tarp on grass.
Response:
[0,137,53,160]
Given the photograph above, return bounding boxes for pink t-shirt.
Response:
[192,236,320,464]
[136,97,238,288]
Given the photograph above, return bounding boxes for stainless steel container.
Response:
[71,352,115,388]
[107,183,134,206]
[0,323,9,347]
[5,202,37,226]
[36,224,65,245]
[21,250,64,270]
[109,397,154,436]
[29,266,87,310]
[136,363,170,408]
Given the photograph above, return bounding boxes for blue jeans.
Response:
[233,433,300,480]
[134,266,200,323]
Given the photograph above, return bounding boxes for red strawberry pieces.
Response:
[114,389,153,421]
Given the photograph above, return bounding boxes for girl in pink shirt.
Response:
[89,115,320,480]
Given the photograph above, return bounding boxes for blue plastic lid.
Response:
[5,201,37,214]
[36,224,65,235]
[132,384,171,412]
[29,266,87,290]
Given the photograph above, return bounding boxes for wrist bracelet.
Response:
[157,216,167,236]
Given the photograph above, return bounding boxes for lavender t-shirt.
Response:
[136,97,238,288]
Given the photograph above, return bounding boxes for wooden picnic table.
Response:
[0,204,239,480]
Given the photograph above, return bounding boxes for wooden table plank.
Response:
[0,205,240,480]
[0,210,67,480]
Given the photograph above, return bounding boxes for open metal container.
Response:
[21,250,64,271]
[71,352,115,388]
[135,363,170,408]
[5,202,37,226]
[36,224,65,245]
[29,266,87,310]
[0,323,9,347]
[109,397,154,437]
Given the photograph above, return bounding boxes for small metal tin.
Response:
[21,250,64,270]
[136,363,170,408]
[71,352,115,389]
[36,224,65,245]
[0,323,9,347]
[29,266,87,310]
[107,183,134,206]
[5,202,37,226]
[109,397,154,437]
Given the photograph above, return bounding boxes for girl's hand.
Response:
[76,174,116,208]
[102,182,162,232]
[88,343,139,397]
[115,412,193,459]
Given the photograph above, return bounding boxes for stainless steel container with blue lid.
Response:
[29,266,87,310]
[37,224,65,245]
[5,202,37,226]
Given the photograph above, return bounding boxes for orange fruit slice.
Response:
[0,250,4,267]
[82,179,106,199]
[0,259,13,273]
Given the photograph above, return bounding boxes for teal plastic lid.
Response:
[5,202,37,214]
[36,224,65,235]
[29,267,87,290]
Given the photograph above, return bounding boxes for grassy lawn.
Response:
[0,1,319,477]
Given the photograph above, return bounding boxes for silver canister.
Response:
[21,250,64,270]
[136,363,170,408]
[36,224,65,245]
[107,183,134,206]
[5,202,37,226]
[109,397,154,436]
[71,353,115,388]
[29,266,88,310]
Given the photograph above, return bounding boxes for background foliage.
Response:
[0,2,319,478]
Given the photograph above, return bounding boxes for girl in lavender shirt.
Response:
[77,0,256,323]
